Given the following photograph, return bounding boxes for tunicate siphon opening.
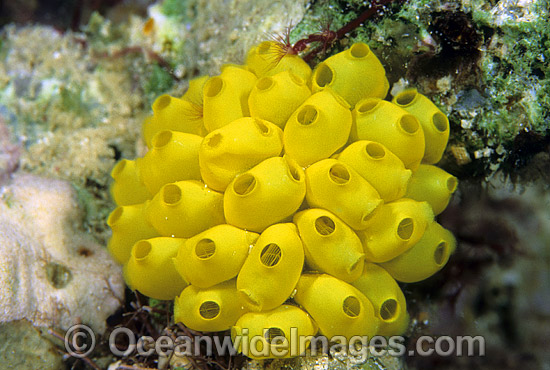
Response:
[432,112,449,132]
[153,94,171,112]
[348,256,363,274]
[153,131,172,149]
[357,99,380,114]
[134,240,152,260]
[199,301,221,319]
[362,202,381,224]
[434,241,449,266]
[365,142,385,159]
[297,105,318,126]
[399,114,419,134]
[265,327,286,344]
[343,296,361,318]
[111,159,127,179]
[107,207,123,227]
[286,158,302,182]
[162,184,182,205]
[254,118,271,136]
[256,77,274,91]
[397,218,414,240]
[239,289,261,311]
[46,262,73,289]
[260,243,282,267]
[195,239,216,259]
[288,71,305,86]
[326,88,351,109]
[329,164,350,185]
[380,299,398,321]
[350,43,370,58]
[233,174,256,196]
[205,77,224,98]
[447,176,458,193]
[395,90,417,106]
[207,133,222,148]
[315,216,336,236]
[315,63,334,87]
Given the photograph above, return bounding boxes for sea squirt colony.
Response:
[107,40,458,359]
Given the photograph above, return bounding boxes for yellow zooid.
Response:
[174,279,247,332]
[237,223,304,312]
[124,237,188,300]
[172,224,258,289]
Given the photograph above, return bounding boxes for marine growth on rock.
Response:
[107,40,458,359]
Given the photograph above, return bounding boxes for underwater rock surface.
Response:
[0,174,124,333]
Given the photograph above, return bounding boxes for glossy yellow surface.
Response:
[110,159,151,206]
[173,224,258,289]
[294,208,364,282]
[107,42,459,354]
[237,223,304,312]
[311,43,389,106]
[174,279,246,332]
[136,130,202,195]
[351,263,409,336]
[358,199,434,263]
[224,157,306,232]
[246,41,312,82]
[107,202,159,264]
[393,89,450,164]
[381,221,456,283]
[305,159,382,230]
[203,65,257,132]
[294,274,379,340]
[231,304,317,360]
[182,75,209,107]
[145,180,224,238]
[351,98,425,170]
[199,117,283,192]
[248,70,311,128]
[405,164,458,215]
[124,237,188,300]
[284,90,352,167]
[337,141,412,202]
[142,95,205,147]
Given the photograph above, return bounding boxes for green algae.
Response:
[292,0,549,176]
[144,63,176,107]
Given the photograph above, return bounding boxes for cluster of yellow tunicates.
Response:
[107,41,458,359]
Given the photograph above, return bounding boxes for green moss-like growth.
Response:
[291,0,549,178]
[143,63,176,107]
[161,0,190,20]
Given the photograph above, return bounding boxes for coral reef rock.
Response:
[0,173,124,333]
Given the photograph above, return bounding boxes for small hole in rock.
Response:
[78,247,93,257]
[46,262,73,289]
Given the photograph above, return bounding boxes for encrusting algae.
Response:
[107,40,458,359]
